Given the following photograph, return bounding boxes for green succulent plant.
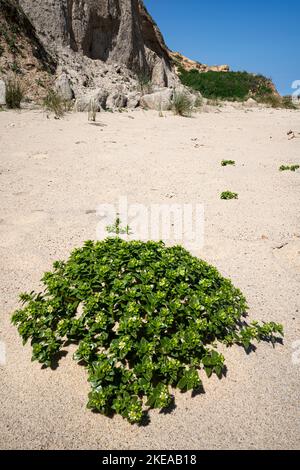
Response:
[12,227,283,424]
[221,191,239,200]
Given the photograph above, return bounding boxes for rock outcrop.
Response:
[140,88,173,111]
[54,73,74,101]
[0,0,56,100]
[19,0,174,88]
[170,51,230,74]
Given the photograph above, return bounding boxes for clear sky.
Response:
[144,0,299,96]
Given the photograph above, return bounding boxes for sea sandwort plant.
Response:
[221,160,236,167]
[12,220,283,424]
[221,191,239,200]
[279,164,299,172]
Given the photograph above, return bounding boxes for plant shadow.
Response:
[191,383,205,398]
[138,412,151,427]
[221,365,228,378]
[41,350,68,370]
[159,397,177,415]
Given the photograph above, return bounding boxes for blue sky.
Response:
[144,0,299,96]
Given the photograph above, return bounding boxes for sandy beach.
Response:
[0,106,300,449]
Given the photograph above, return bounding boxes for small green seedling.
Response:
[221,160,236,167]
[106,214,131,235]
[279,164,300,172]
[221,191,239,200]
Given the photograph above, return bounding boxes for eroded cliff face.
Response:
[0,0,56,100]
[18,0,173,86]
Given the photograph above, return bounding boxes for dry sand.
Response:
[0,105,300,449]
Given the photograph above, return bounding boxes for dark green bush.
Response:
[12,237,283,424]
[179,69,275,101]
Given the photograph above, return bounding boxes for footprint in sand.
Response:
[0,212,48,247]
[14,211,48,226]
[1,211,47,229]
